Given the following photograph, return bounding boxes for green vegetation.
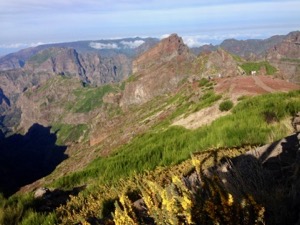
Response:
[237,95,249,101]
[126,74,139,83]
[28,49,57,65]
[2,81,300,224]
[0,193,57,225]
[119,81,126,90]
[67,84,116,113]
[54,90,300,189]
[219,100,234,111]
[231,53,244,63]
[240,61,277,75]
[113,172,265,225]
[154,87,221,127]
[198,78,210,87]
[281,57,300,63]
[51,123,89,145]
[191,90,221,112]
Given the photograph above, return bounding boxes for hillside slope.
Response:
[0,33,300,225]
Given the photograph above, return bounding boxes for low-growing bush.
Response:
[219,100,234,111]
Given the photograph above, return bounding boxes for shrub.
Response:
[199,78,210,87]
[219,100,234,111]
[113,168,265,225]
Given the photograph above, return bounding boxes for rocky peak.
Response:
[120,34,196,107]
[133,34,191,74]
[159,33,189,56]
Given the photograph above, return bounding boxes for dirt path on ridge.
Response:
[252,76,276,93]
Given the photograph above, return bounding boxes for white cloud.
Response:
[89,42,119,49]
[160,34,171,39]
[182,36,209,48]
[120,40,145,48]
[29,42,45,47]
[0,42,45,49]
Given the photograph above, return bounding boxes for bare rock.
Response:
[120,34,195,107]
[34,187,50,199]
[293,112,300,132]
[266,31,300,83]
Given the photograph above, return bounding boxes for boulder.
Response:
[34,187,50,199]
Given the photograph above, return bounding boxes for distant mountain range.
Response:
[192,34,286,58]
[0,37,159,71]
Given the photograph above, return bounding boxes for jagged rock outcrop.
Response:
[132,33,193,74]
[266,31,300,83]
[120,34,196,107]
[197,48,242,78]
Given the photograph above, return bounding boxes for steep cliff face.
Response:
[0,88,10,115]
[24,48,86,78]
[79,53,132,85]
[15,77,86,132]
[120,34,196,107]
[266,31,300,83]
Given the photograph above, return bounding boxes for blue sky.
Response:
[0,0,299,55]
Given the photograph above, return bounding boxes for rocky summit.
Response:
[120,34,195,106]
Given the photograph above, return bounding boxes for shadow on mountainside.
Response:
[0,123,67,196]
[199,132,300,225]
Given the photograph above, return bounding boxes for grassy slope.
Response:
[53,90,300,224]
[1,74,299,224]
[54,90,300,189]
[240,61,277,75]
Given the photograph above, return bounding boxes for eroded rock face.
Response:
[80,53,131,85]
[266,31,300,83]
[120,34,196,107]
[199,48,242,78]
[24,48,84,76]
